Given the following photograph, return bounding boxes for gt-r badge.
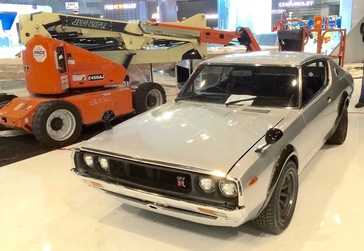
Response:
[177,176,186,187]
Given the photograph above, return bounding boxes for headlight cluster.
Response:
[82,154,109,171]
[219,180,238,197]
[98,157,109,171]
[198,176,238,198]
[83,154,94,167]
[199,177,215,193]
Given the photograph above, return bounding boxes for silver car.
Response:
[71,51,354,234]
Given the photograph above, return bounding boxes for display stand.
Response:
[274,19,347,66]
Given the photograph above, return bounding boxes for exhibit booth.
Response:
[0,4,52,58]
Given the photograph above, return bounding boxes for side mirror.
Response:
[255,128,283,153]
[265,128,283,144]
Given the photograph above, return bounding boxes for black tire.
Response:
[32,100,82,147]
[133,82,166,114]
[0,94,17,109]
[0,94,17,130]
[326,105,348,145]
[252,160,299,235]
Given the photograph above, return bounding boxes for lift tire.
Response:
[0,94,17,109]
[0,94,17,130]
[252,160,298,235]
[133,82,166,114]
[32,100,82,147]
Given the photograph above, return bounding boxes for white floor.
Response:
[0,79,364,251]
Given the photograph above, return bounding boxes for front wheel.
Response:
[32,100,82,147]
[133,82,166,114]
[252,160,299,235]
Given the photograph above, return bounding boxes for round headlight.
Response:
[83,154,94,168]
[199,177,215,193]
[98,157,109,171]
[219,180,238,197]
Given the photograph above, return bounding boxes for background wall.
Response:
[332,15,364,64]
[220,0,271,34]
[158,0,177,22]
[350,0,364,29]
[177,0,217,27]
[336,0,364,63]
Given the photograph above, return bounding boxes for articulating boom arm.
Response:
[19,12,260,65]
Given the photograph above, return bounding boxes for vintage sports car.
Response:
[71,51,354,234]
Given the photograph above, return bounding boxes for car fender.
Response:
[336,91,349,119]
[254,144,298,217]
[326,91,349,139]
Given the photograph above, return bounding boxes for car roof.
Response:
[202,51,329,67]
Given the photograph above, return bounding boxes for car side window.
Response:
[301,60,327,105]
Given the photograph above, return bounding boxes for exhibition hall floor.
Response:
[0,78,363,251]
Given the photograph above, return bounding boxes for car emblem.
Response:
[177,176,186,187]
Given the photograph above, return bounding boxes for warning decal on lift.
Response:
[61,75,69,90]
[72,74,86,81]
[33,45,47,62]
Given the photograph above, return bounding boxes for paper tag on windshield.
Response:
[226,95,255,105]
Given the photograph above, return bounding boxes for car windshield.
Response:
[177,65,299,108]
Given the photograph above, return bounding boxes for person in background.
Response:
[354,65,364,108]
[355,23,364,108]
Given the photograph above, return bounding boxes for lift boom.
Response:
[19,12,260,66]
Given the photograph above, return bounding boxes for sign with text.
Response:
[278,0,314,8]
[65,2,79,10]
[104,3,137,11]
[271,0,318,28]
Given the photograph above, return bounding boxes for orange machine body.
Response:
[0,87,134,132]
[22,35,127,94]
[1,34,134,133]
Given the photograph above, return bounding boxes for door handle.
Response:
[327,97,332,103]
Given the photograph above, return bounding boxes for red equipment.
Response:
[274,18,347,66]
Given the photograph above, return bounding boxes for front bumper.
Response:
[72,168,248,227]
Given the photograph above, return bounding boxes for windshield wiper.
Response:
[225,97,256,106]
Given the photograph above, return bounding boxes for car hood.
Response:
[79,102,292,174]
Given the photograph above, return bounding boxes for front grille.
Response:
[108,159,192,193]
[74,150,238,209]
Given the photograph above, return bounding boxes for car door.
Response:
[293,59,336,171]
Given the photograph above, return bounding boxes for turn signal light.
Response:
[197,207,227,218]
[248,176,258,187]
[84,180,103,188]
